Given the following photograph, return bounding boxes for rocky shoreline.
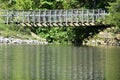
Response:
[83,28,120,46]
[83,38,120,46]
[0,36,48,44]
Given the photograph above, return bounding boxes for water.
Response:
[0,44,120,80]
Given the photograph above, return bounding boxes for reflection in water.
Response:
[0,44,106,80]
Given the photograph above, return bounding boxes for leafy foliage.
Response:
[32,26,105,44]
[0,0,113,10]
[0,0,119,44]
[35,27,69,43]
[106,0,120,28]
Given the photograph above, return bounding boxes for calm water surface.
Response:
[0,44,120,80]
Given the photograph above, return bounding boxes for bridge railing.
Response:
[0,9,107,26]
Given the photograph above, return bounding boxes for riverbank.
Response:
[83,27,120,46]
[0,24,48,44]
[1,24,120,46]
[0,36,48,44]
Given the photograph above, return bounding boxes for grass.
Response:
[0,23,38,40]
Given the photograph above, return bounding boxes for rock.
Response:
[0,36,48,45]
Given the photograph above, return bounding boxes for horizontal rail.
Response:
[0,9,107,26]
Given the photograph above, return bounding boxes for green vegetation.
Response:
[31,26,107,44]
[0,0,113,9]
[106,0,120,28]
[0,0,120,44]
[34,27,69,43]
[0,24,32,39]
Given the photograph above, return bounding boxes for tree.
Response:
[0,0,34,10]
[13,0,33,10]
[106,0,120,28]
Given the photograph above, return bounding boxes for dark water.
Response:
[0,44,120,80]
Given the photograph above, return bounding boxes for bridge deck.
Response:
[0,9,107,27]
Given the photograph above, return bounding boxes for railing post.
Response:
[50,10,51,24]
[6,10,9,24]
[95,9,97,21]
[54,10,56,23]
[66,10,67,25]
[76,10,78,23]
[10,10,13,23]
[96,9,98,20]
[28,11,30,23]
[22,10,24,23]
[71,10,73,23]
[60,10,62,23]
[33,10,35,24]
[97,9,100,19]
[92,9,95,23]
[82,9,83,24]
[87,9,89,23]
[57,10,60,23]
[103,10,105,20]
[16,10,18,23]
[44,10,46,23]
[27,11,29,23]
[39,10,40,23]
[0,9,106,26]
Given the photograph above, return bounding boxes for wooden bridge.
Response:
[0,9,108,27]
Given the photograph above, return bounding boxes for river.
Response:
[0,44,120,80]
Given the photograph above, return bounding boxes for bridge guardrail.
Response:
[0,9,108,26]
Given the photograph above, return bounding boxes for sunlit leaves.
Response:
[13,0,33,10]
[106,0,120,28]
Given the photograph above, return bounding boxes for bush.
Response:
[106,0,120,28]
